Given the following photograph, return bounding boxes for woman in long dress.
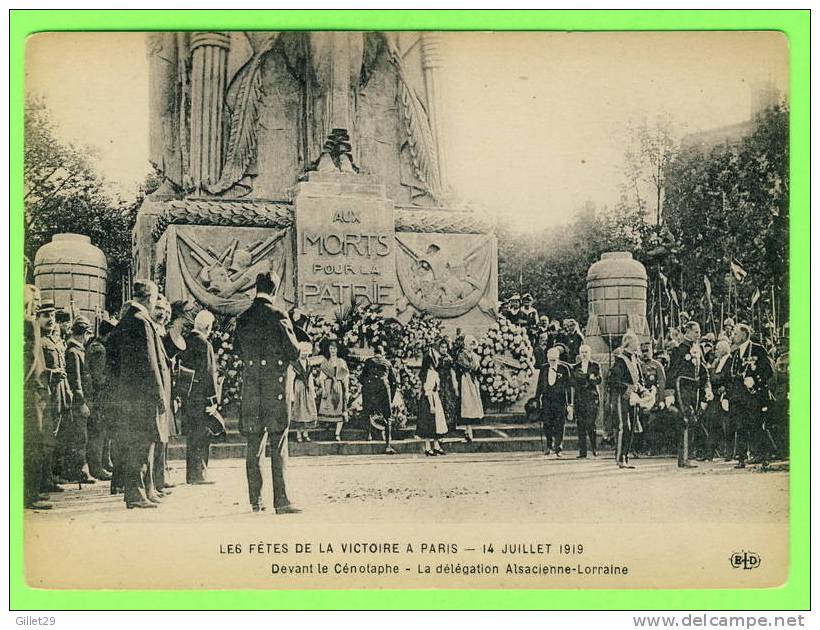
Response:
[456,334,485,443]
[416,347,448,456]
[317,338,349,442]
[290,341,317,443]
[436,338,459,433]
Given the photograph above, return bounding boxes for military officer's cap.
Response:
[37,299,57,314]
[522,293,534,303]
[508,293,521,302]
[71,315,91,334]
[56,309,72,323]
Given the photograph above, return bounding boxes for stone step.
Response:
[180,422,584,445]
[167,434,606,460]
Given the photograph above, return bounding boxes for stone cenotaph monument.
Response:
[134,31,498,336]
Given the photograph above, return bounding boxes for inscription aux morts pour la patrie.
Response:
[298,207,397,307]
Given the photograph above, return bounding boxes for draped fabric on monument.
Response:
[161,225,295,316]
[394,233,496,319]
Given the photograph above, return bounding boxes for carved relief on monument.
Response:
[394,233,497,319]
[159,225,295,316]
[146,31,449,205]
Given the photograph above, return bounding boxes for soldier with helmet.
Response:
[64,315,96,483]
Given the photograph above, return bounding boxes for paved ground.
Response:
[27,452,789,525]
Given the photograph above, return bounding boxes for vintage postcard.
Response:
[21,27,792,594]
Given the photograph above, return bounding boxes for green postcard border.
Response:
[9,9,810,611]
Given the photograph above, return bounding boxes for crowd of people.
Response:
[24,281,223,511]
[523,298,789,470]
[23,275,789,514]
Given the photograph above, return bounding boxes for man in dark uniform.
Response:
[106,279,169,509]
[727,323,774,468]
[39,300,71,491]
[639,341,667,456]
[572,344,601,458]
[55,309,72,345]
[24,288,52,509]
[180,309,219,484]
[519,293,539,342]
[234,273,302,514]
[64,315,95,483]
[557,319,585,363]
[85,317,115,481]
[535,346,574,458]
[666,321,712,468]
[610,331,644,469]
[535,315,552,346]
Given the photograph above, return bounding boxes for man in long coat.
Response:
[727,323,774,468]
[535,346,574,457]
[610,332,644,469]
[39,301,70,490]
[234,272,301,514]
[666,321,712,468]
[25,292,51,509]
[572,344,601,458]
[64,316,94,482]
[180,309,219,484]
[106,280,169,509]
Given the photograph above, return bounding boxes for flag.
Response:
[730,259,748,281]
[703,275,712,300]
[670,288,679,306]
[658,271,668,288]
[751,287,761,306]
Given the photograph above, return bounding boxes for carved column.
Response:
[420,32,449,193]
[189,32,230,193]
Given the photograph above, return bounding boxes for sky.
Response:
[25,30,788,230]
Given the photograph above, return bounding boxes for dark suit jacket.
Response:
[106,302,168,442]
[234,295,301,434]
[179,330,218,433]
[571,360,601,408]
[65,338,87,408]
[727,341,773,404]
[536,361,573,405]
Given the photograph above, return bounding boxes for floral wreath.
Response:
[475,315,536,405]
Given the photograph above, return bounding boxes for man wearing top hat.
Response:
[234,272,302,513]
[63,315,96,483]
[106,279,169,509]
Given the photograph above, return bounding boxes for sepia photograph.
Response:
[20,26,793,593]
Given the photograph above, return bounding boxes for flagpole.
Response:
[771,285,777,341]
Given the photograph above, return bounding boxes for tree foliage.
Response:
[663,103,789,326]
[498,103,789,335]
[24,96,154,311]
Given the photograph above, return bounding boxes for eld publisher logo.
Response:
[730,551,761,570]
